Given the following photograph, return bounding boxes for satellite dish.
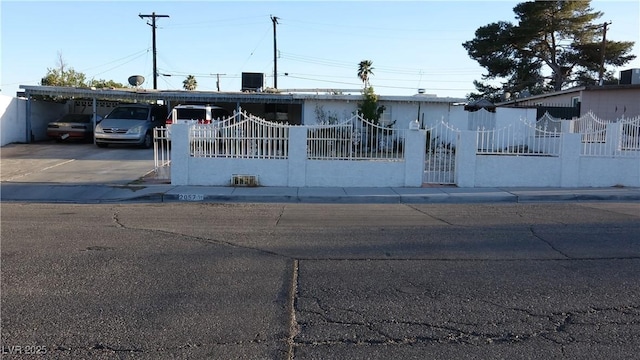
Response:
[128,75,145,87]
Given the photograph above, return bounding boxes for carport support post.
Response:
[25,95,32,143]
[92,98,97,145]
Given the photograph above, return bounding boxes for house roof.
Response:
[464,98,496,111]
[495,83,640,106]
[19,85,303,104]
[18,85,466,105]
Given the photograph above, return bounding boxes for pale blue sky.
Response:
[1,0,638,98]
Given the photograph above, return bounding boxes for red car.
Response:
[47,113,102,142]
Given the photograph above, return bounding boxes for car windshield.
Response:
[107,107,149,120]
[59,114,92,123]
[176,108,206,120]
[212,109,230,119]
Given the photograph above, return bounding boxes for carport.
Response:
[18,85,305,143]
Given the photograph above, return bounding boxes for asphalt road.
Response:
[2,201,639,359]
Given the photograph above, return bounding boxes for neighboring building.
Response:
[496,69,640,120]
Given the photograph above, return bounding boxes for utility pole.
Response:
[271,15,279,89]
[210,73,226,91]
[139,12,169,90]
[598,21,612,86]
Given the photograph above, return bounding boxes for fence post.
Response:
[403,128,426,187]
[561,119,575,133]
[560,133,581,187]
[170,124,189,185]
[288,126,307,186]
[455,130,476,187]
[605,122,623,155]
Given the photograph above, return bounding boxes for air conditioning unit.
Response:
[620,69,640,85]
[241,72,264,92]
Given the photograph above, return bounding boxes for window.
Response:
[572,96,580,107]
[177,108,206,120]
[380,106,392,126]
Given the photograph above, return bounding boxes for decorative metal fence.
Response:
[306,114,406,160]
[187,112,406,161]
[571,112,640,157]
[190,111,289,159]
[621,116,640,151]
[536,112,563,133]
[572,111,614,143]
[476,119,561,156]
[153,126,171,180]
[424,121,459,184]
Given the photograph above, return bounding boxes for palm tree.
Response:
[357,60,374,88]
[183,75,197,91]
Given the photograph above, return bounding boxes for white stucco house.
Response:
[2,86,467,145]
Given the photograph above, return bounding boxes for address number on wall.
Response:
[178,194,204,201]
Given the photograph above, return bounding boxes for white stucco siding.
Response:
[305,160,406,187]
[302,99,358,124]
[578,157,640,187]
[474,156,563,187]
[0,95,27,145]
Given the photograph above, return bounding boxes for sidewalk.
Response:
[151,184,640,204]
[1,182,639,204]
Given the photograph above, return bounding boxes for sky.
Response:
[1,0,639,99]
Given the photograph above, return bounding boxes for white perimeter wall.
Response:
[171,122,640,188]
[171,125,426,187]
[0,95,27,146]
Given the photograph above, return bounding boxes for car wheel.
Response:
[96,143,108,148]
[141,132,153,149]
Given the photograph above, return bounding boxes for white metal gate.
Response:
[153,126,171,180]
[423,121,459,185]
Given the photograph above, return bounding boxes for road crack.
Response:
[529,225,571,258]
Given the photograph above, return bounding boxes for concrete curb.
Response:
[2,182,639,204]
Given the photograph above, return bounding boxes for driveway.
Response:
[1,142,156,185]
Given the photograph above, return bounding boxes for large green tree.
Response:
[41,53,124,89]
[40,54,87,87]
[462,0,636,102]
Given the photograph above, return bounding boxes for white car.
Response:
[165,104,232,139]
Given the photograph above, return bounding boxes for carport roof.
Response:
[19,85,466,104]
[19,85,302,104]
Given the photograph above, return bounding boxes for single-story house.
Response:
[1,85,467,145]
[496,73,640,121]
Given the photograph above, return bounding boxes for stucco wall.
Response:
[580,88,640,120]
[170,122,639,188]
[0,94,27,146]
[171,125,427,187]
